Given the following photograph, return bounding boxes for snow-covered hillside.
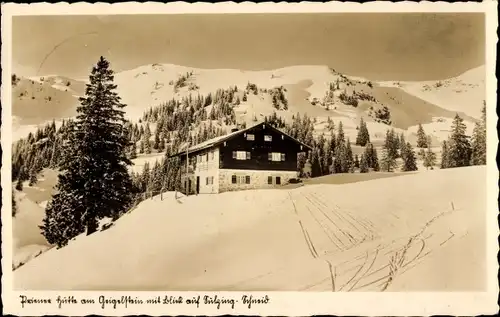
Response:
[14,166,486,291]
[379,65,485,119]
[12,63,483,145]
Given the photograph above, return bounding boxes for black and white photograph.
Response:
[1,2,498,316]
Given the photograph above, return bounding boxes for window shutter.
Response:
[232,175,237,184]
[246,176,250,184]
[246,152,251,160]
[268,153,272,160]
[281,153,285,161]
[232,151,237,159]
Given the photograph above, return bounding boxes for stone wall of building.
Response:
[218,169,298,193]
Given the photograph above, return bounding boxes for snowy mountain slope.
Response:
[12,63,481,146]
[14,166,486,291]
[378,65,485,119]
[113,63,474,129]
[12,75,85,125]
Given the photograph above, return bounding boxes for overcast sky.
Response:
[12,13,485,81]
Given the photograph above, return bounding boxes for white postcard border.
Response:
[1,1,498,316]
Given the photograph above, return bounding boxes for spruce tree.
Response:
[381,131,398,172]
[372,148,380,171]
[345,139,354,172]
[471,105,486,165]
[153,128,160,150]
[144,124,152,154]
[359,154,369,173]
[354,154,360,169]
[40,56,134,247]
[416,123,428,148]
[129,141,137,159]
[440,140,450,169]
[355,117,370,146]
[402,142,418,171]
[15,178,23,191]
[384,129,399,160]
[139,140,145,154]
[381,148,397,172]
[423,146,437,170]
[28,170,38,186]
[310,147,322,177]
[448,114,472,168]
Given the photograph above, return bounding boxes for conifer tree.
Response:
[359,154,369,173]
[402,142,418,171]
[139,140,145,154]
[310,147,322,177]
[447,114,472,168]
[15,178,23,191]
[345,138,354,172]
[158,137,166,152]
[323,141,334,175]
[40,57,134,247]
[471,104,486,165]
[381,131,398,172]
[372,148,380,171]
[153,128,160,150]
[336,121,345,146]
[384,129,399,160]
[144,124,152,154]
[354,154,360,169]
[380,148,397,172]
[355,117,370,146]
[28,170,38,186]
[440,140,450,169]
[423,146,437,170]
[416,123,428,148]
[129,141,137,159]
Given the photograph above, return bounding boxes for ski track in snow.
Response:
[13,166,486,292]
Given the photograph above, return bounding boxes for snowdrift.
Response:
[13,166,486,291]
[12,192,51,269]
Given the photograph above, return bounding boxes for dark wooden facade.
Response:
[174,122,311,174]
[218,123,307,171]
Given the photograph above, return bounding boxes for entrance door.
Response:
[196,176,200,194]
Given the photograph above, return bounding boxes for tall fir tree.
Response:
[471,104,486,165]
[129,141,137,159]
[416,123,428,148]
[384,129,399,160]
[380,148,397,172]
[144,124,152,154]
[423,146,437,170]
[447,114,472,168]
[355,117,370,146]
[40,57,134,247]
[402,142,418,172]
[345,138,354,172]
[440,140,450,169]
[359,153,369,173]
